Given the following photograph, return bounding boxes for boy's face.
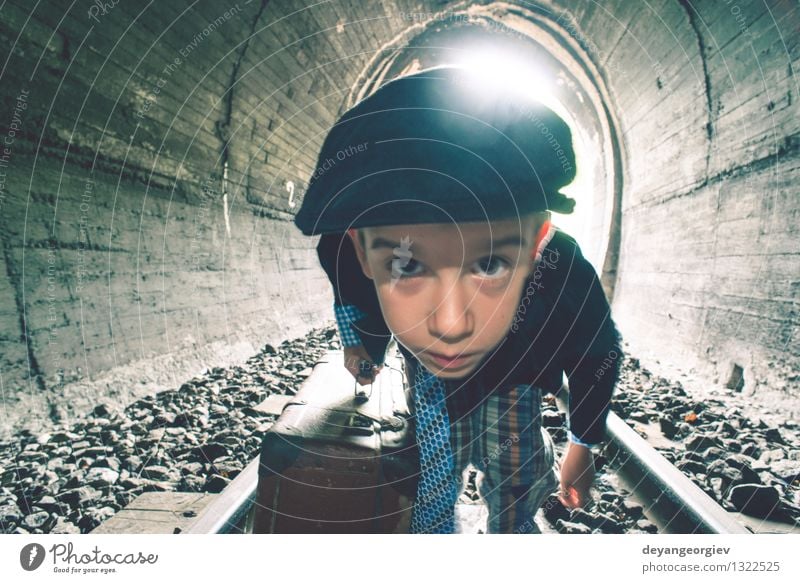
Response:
[348,213,548,380]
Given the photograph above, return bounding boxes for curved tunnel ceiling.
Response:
[0,0,797,436]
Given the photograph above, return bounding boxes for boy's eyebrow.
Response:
[369,235,527,251]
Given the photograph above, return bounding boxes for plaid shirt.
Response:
[404,355,559,533]
[333,302,368,347]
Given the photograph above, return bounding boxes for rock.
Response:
[760,449,786,463]
[182,475,206,491]
[713,420,738,438]
[85,467,120,487]
[77,513,102,532]
[710,477,727,501]
[659,417,679,439]
[236,388,264,405]
[148,428,166,440]
[153,412,176,426]
[728,484,781,519]
[685,434,721,453]
[629,411,650,423]
[702,447,726,461]
[35,496,64,513]
[16,451,48,464]
[676,460,707,475]
[93,457,121,472]
[50,517,81,534]
[719,438,742,453]
[93,404,113,417]
[636,519,658,533]
[542,494,571,524]
[209,404,229,415]
[118,477,144,489]
[682,451,705,463]
[195,442,228,462]
[0,503,23,525]
[50,431,78,443]
[593,453,608,472]
[764,428,787,445]
[92,506,116,523]
[594,512,625,533]
[770,460,800,484]
[569,508,619,531]
[724,455,762,485]
[569,508,603,528]
[741,443,761,459]
[622,500,644,519]
[242,407,273,418]
[600,492,623,505]
[210,461,241,480]
[57,486,102,508]
[22,511,51,530]
[555,519,592,534]
[124,455,143,472]
[71,440,92,451]
[141,466,174,481]
[682,410,699,425]
[205,475,230,493]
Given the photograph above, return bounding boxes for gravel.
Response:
[0,327,335,534]
[540,344,800,533]
[1,329,797,535]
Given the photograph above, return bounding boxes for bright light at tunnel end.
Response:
[445,47,558,108]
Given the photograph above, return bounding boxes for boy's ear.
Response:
[347,228,374,280]
[527,216,552,275]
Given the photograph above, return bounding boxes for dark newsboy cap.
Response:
[294,65,577,236]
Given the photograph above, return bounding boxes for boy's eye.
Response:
[389,257,423,277]
[473,256,510,278]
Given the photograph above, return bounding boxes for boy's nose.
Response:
[428,281,473,343]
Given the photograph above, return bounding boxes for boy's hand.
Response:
[557,441,595,509]
[343,344,383,386]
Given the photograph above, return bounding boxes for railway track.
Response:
[182,352,757,535]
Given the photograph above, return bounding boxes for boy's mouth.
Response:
[426,350,479,370]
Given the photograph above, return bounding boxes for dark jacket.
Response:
[316,227,623,444]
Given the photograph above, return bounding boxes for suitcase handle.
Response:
[352,360,411,432]
[354,359,377,402]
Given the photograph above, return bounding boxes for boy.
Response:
[294,65,622,533]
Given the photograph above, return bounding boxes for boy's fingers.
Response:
[558,485,586,510]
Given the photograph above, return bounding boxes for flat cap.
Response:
[294,65,576,236]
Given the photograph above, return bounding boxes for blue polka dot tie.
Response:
[409,362,458,534]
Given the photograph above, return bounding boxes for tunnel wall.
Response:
[0,0,797,436]
[567,0,799,409]
[0,0,347,435]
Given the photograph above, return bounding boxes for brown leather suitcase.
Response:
[253,350,418,533]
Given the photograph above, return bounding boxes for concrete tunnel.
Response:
[0,0,797,440]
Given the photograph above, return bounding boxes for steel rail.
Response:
[184,370,751,534]
[183,457,259,534]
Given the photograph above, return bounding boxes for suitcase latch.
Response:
[344,412,376,436]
